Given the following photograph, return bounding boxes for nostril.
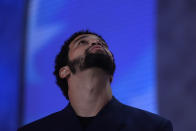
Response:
[92,43,96,46]
[91,42,101,46]
[97,42,102,45]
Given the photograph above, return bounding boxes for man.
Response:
[19,30,173,131]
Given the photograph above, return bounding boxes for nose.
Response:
[91,42,102,46]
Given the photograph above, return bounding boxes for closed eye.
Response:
[78,40,88,45]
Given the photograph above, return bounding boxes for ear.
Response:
[59,66,71,79]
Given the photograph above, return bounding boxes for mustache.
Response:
[85,45,108,56]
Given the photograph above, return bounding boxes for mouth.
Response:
[89,45,104,53]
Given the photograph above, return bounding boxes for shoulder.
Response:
[121,104,164,122]
[116,102,173,131]
[18,109,67,131]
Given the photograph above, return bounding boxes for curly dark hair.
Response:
[53,30,108,100]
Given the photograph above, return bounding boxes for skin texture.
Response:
[59,34,113,117]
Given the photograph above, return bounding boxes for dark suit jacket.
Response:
[18,97,173,131]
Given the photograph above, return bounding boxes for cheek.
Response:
[69,47,86,61]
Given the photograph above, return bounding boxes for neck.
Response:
[67,68,113,117]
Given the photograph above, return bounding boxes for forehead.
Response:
[69,34,102,48]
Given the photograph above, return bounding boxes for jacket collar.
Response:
[62,96,125,131]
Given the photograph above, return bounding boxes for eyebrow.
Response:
[72,35,108,48]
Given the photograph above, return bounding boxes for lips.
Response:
[89,45,103,52]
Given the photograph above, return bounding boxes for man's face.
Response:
[67,34,115,75]
[68,34,112,61]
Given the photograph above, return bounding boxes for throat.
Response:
[68,68,113,117]
[69,86,112,117]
